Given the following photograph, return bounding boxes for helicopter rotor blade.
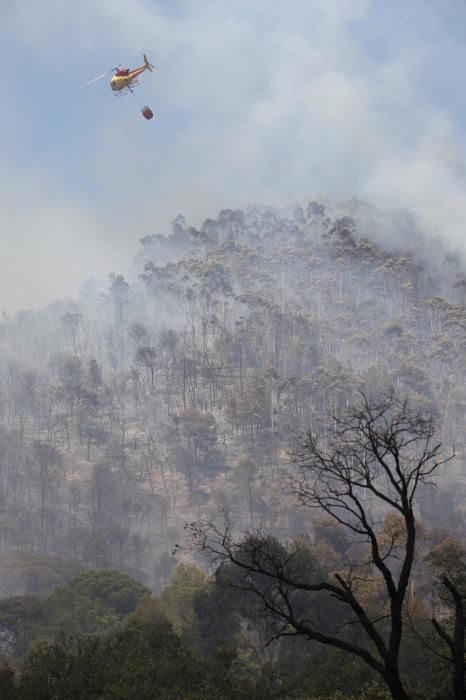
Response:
[80,71,110,88]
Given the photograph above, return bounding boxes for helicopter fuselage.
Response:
[110,65,148,91]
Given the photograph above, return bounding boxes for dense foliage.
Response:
[0,558,463,699]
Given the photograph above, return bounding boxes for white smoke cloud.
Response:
[2,0,466,310]
[0,165,115,312]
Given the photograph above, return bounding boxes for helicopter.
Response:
[81,54,156,120]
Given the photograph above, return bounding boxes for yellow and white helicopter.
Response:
[82,54,155,120]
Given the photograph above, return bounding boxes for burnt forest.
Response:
[1,198,466,699]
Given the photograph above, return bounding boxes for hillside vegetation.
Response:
[0,198,465,591]
[3,200,466,697]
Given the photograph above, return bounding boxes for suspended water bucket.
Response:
[141,106,154,120]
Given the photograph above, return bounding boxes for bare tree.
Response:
[190,393,453,700]
[432,576,466,700]
[33,441,62,554]
[423,538,466,700]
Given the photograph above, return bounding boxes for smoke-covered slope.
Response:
[1,198,465,592]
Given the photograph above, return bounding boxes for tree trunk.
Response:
[453,671,466,700]
[384,669,411,700]
[446,575,466,700]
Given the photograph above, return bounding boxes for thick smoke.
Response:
[2,1,466,310]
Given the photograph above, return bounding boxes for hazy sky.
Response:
[3,0,466,311]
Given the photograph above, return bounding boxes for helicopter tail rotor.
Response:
[143,54,154,72]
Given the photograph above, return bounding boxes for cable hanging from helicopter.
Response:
[81,54,155,120]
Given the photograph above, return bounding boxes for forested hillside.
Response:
[3,199,466,698]
[1,198,466,594]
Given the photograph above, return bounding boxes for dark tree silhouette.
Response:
[432,576,465,700]
[190,393,453,700]
[424,538,466,700]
